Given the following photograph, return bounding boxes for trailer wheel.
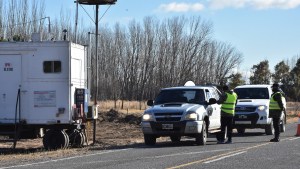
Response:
[68,130,85,148]
[43,129,69,150]
[62,130,70,149]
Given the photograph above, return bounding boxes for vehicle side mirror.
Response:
[208,98,217,105]
[147,100,154,106]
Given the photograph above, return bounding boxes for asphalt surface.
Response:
[1,123,299,169]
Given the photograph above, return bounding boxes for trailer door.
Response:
[0,55,22,123]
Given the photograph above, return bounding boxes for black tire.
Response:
[195,121,207,145]
[62,130,70,149]
[170,136,181,142]
[237,128,246,134]
[68,129,85,148]
[144,134,156,145]
[280,114,286,133]
[265,121,274,135]
[43,129,68,150]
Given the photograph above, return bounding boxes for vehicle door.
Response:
[205,88,221,129]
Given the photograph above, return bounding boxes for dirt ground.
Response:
[0,108,299,165]
[0,109,145,163]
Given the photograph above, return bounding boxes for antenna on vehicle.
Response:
[184,81,195,86]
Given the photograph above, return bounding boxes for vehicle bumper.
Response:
[233,112,272,128]
[141,121,203,136]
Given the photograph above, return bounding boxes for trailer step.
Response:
[0,132,16,135]
[0,139,17,143]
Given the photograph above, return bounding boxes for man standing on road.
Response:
[217,85,238,144]
[269,83,286,142]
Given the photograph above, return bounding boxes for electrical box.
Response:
[87,105,98,120]
[75,88,89,115]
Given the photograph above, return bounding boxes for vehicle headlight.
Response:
[185,112,197,121]
[257,106,266,111]
[142,114,154,121]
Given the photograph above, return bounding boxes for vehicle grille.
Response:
[154,112,183,122]
[235,106,257,112]
[234,113,259,124]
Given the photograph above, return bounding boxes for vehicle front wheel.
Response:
[237,128,246,134]
[144,134,156,145]
[280,114,286,132]
[170,136,181,142]
[265,121,274,135]
[195,121,207,145]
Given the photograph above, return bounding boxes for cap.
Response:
[271,83,280,88]
[222,85,229,91]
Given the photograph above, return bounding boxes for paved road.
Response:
[1,123,299,169]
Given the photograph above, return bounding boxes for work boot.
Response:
[270,138,280,142]
[217,140,225,144]
[225,140,232,144]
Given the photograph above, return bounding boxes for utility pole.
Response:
[77,0,117,145]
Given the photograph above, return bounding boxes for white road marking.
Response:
[148,149,231,159]
[203,151,247,164]
[0,149,129,169]
[287,137,300,141]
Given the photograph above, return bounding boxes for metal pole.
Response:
[87,32,91,90]
[93,4,99,145]
[94,5,99,105]
[75,0,79,43]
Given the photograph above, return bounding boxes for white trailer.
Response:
[0,38,96,149]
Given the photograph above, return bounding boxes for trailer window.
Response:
[43,61,61,73]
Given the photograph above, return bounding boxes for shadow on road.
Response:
[0,147,44,155]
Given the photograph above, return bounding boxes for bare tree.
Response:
[213,41,243,85]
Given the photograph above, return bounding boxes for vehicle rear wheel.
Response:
[144,134,156,145]
[195,121,207,145]
[265,121,274,135]
[170,136,181,142]
[237,128,246,134]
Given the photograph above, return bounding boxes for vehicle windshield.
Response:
[234,88,269,99]
[154,89,206,105]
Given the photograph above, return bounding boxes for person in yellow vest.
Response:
[217,85,238,144]
[269,83,285,142]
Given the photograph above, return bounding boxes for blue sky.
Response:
[44,0,300,76]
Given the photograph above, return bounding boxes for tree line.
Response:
[245,58,300,101]
[0,0,298,101]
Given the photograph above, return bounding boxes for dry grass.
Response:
[97,100,147,114]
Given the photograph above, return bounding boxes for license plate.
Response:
[162,124,173,129]
[235,121,251,124]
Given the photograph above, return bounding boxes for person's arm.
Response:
[217,93,227,104]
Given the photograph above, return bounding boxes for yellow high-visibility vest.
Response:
[221,92,237,115]
[269,92,284,110]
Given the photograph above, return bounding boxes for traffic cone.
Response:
[296,114,300,136]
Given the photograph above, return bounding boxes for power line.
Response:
[99,5,111,22]
[79,4,112,24]
[80,4,94,23]
[0,17,50,29]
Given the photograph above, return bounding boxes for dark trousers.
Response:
[272,117,280,139]
[221,116,233,141]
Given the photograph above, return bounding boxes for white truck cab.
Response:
[233,85,286,135]
[141,82,222,145]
